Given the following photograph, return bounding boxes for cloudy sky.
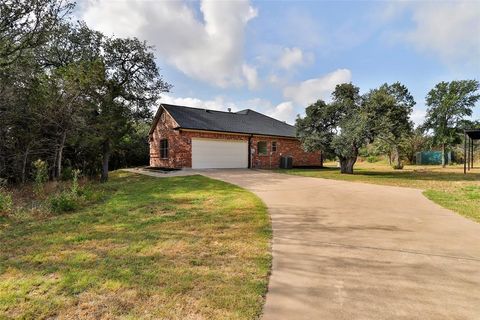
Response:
[78,0,480,125]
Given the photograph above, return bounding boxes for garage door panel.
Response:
[192,138,248,169]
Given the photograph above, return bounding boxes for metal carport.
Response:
[464,129,480,174]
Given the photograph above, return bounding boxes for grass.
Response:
[0,171,271,320]
[279,161,480,223]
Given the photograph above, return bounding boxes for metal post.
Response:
[467,137,471,171]
[464,132,467,174]
[471,138,475,169]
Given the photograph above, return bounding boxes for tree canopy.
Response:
[0,1,171,183]
[296,83,372,173]
[297,82,417,173]
[423,80,480,166]
[363,82,415,168]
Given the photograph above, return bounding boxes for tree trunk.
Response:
[56,130,67,179]
[101,140,110,182]
[392,146,402,169]
[441,143,446,168]
[339,156,357,174]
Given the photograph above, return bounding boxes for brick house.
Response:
[149,104,322,169]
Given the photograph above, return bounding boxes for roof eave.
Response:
[178,127,297,139]
[149,104,180,135]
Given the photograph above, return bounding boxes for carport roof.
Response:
[465,129,480,140]
[150,103,297,138]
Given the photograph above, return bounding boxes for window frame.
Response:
[160,139,169,159]
[271,141,277,153]
[257,141,268,156]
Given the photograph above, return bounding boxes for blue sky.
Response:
[79,0,480,125]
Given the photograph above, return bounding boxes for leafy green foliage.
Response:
[296,83,382,173]
[50,191,78,213]
[296,83,372,174]
[50,169,83,213]
[33,159,48,196]
[71,169,81,196]
[364,82,415,168]
[0,188,13,215]
[423,80,480,166]
[0,4,171,184]
[0,0,74,66]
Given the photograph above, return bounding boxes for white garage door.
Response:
[192,138,248,169]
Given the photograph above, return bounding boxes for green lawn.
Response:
[280,162,480,223]
[0,172,271,319]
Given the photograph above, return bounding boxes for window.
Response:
[272,141,277,152]
[257,141,267,155]
[160,139,168,159]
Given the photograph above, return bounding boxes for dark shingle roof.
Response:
[151,104,296,138]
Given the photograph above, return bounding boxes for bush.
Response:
[61,167,73,181]
[50,170,84,214]
[366,155,379,163]
[71,169,81,195]
[50,191,79,213]
[0,189,13,215]
[392,163,404,170]
[33,159,48,196]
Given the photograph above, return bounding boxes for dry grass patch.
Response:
[0,172,271,319]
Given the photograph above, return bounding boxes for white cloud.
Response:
[283,69,352,106]
[266,101,296,124]
[405,1,480,65]
[242,64,259,90]
[278,47,311,70]
[379,1,480,66]
[411,109,426,127]
[81,0,258,87]
[159,95,238,112]
[159,95,298,124]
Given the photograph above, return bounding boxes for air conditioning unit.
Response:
[280,156,293,169]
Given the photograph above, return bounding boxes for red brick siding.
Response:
[150,111,322,169]
[250,136,322,168]
[149,110,191,168]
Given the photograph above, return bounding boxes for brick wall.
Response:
[250,136,322,169]
[150,110,322,169]
[149,110,191,168]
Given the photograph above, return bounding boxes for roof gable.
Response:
[151,104,296,138]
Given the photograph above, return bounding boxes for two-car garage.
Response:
[191,138,248,169]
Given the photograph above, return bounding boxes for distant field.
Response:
[0,172,271,319]
[280,161,480,223]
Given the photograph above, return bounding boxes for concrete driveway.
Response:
[200,169,480,320]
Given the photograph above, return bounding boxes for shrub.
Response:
[0,189,13,215]
[392,163,404,170]
[71,169,81,195]
[50,170,83,214]
[366,155,379,163]
[50,191,78,213]
[33,159,48,196]
[61,167,73,181]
